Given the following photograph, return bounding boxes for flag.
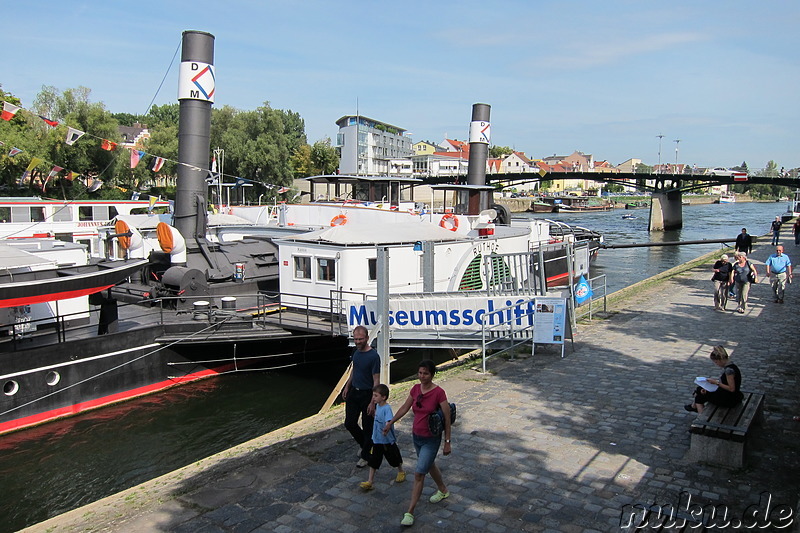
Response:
[151,156,165,172]
[8,147,23,157]
[26,157,43,172]
[130,149,144,168]
[101,139,117,151]
[733,172,748,182]
[131,192,140,201]
[277,186,290,194]
[149,195,158,211]
[211,155,217,173]
[43,166,63,193]
[0,140,4,146]
[573,275,594,306]
[538,167,547,177]
[17,171,31,186]
[65,127,85,145]
[87,178,103,193]
[2,102,21,121]
[39,115,59,127]
[64,171,78,181]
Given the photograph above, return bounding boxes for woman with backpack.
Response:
[385,360,452,527]
[731,251,758,314]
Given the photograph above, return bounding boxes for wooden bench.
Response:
[688,391,765,468]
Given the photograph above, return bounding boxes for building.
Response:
[335,115,413,175]
[118,123,150,149]
[413,140,445,156]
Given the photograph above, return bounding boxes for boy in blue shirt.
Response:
[360,384,406,490]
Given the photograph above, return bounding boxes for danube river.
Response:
[0,200,791,532]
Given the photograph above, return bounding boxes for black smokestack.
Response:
[466,103,490,187]
[175,30,215,243]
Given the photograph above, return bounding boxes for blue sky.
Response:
[3,1,798,170]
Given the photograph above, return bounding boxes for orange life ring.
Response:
[440,213,459,231]
[330,214,348,226]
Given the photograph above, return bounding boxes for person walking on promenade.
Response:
[731,251,758,314]
[771,216,783,245]
[793,218,800,247]
[385,360,452,527]
[342,326,381,468]
[765,245,793,304]
[685,346,743,414]
[359,384,406,491]
[711,254,733,310]
[735,227,753,255]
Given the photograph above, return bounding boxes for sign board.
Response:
[531,297,567,345]
[468,120,491,144]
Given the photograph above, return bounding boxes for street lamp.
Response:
[674,139,681,171]
[656,134,664,174]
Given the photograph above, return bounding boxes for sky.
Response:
[3,1,799,170]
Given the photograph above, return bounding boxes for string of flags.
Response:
[1,100,294,195]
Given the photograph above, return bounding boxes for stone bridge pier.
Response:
[649,178,683,231]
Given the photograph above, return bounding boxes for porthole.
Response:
[3,380,19,396]
[46,371,61,386]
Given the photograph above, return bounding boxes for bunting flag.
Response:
[151,156,165,172]
[277,186,290,194]
[18,171,31,186]
[39,115,59,128]
[2,102,21,121]
[0,140,4,146]
[130,149,144,168]
[8,147,23,157]
[65,170,78,181]
[65,127,85,146]
[87,178,103,193]
[538,167,547,177]
[43,166,63,193]
[101,139,117,151]
[573,275,594,305]
[149,195,158,211]
[131,192,140,201]
[26,157,43,172]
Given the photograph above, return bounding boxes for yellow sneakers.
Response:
[359,481,373,491]
[395,471,406,483]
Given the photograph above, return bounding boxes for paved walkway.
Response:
[26,235,800,532]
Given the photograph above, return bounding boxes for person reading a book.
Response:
[685,345,743,414]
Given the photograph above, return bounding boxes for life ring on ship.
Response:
[330,214,348,226]
[439,213,459,231]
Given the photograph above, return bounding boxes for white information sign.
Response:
[532,297,567,345]
[178,61,216,102]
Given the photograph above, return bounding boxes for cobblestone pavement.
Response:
[27,237,800,533]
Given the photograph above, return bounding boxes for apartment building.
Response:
[335,115,413,175]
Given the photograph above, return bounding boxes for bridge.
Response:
[419,171,800,230]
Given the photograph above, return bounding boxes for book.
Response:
[694,377,718,392]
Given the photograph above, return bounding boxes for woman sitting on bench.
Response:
[685,345,743,414]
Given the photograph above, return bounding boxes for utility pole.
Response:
[674,139,681,169]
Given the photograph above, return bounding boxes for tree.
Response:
[489,145,514,158]
[310,137,339,175]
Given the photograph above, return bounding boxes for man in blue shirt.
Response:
[765,245,793,303]
[342,326,381,467]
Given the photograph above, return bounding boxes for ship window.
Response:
[79,206,92,220]
[368,258,377,281]
[93,206,110,221]
[3,380,19,396]
[0,206,9,222]
[317,258,335,282]
[53,205,73,221]
[458,255,484,291]
[46,371,61,386]
[294,256,311,279]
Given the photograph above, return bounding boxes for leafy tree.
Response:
[291,144,312,178]
[146,103,180,129]
[489,145,514,158]
[310,137,339,175]
[111,112,142,127]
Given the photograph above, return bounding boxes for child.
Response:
[359,383,405,491]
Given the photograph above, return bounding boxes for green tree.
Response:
[310,137,339,175]
[489,145,514,158]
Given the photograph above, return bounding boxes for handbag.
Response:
[428,402,457,436]
[747,262,757,283]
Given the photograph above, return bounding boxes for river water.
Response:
[0,200,788,532]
